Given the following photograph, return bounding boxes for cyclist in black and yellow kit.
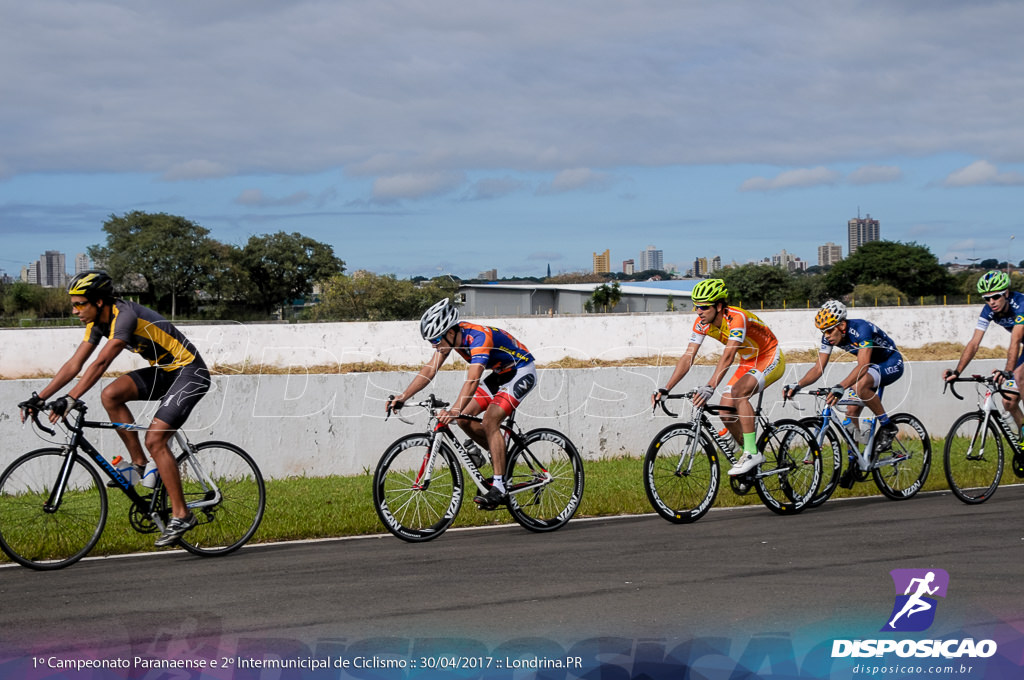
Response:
[18,271,211,547]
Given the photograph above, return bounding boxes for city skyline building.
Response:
[848,212,880,256]
[622,259,634,275]
[693,257,708,277]
[818,242,843,267]
[75,253,91,274]
[592,249,611,274]
[639,245,664,272]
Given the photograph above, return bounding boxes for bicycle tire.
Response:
[943,412,1004,504]
[872,413,931,500]
[0,448,108,570]
[373,434,464,542]
[754,419,822,515]
[800,417,843,508]
[505,428,585,532]
[175,441,266,556]
[643,423,720,524]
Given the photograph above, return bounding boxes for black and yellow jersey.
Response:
[83,300,200,371]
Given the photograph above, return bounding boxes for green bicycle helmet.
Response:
[977,270,1010,294]
[691,278,728,305]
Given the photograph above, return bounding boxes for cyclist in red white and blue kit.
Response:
[387,299,537,509]
[943,270,1024,435]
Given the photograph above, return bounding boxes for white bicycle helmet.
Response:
[815,299,848,331]
[420,298,460,341]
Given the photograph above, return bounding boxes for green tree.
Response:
[824,241,952,298]
[239,232,345,315]
[313,272,457,321]
[590,281,622,312]
[720,264,795,308]
[852,283,907,306]
[89,211,217,318]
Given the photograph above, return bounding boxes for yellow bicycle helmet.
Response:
[691,278,728,305]
[814,300,847,331]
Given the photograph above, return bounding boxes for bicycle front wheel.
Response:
[373,435,464,542]
[943,412,1003,504]
[800,417,843,508]
[176,441,266,557]
[505,429,585,532]
[872,413,931,500]
[0,449,108,570]
[643,423,720,524]
[755,420,822,515]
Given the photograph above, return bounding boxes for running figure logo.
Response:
[882,569,950,632]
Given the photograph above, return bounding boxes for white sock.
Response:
[492,475,505,493]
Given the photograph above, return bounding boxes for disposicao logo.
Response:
[882,568,948,633]
[832,569,998,660]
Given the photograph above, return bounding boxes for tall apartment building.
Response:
[817,242,843,267]
[639,245,664,272]
[477,268,498,281]
[693,257,709,277]
[593,249,611,274]
[772,249,807,272]
[848,213,880,255]
[710,255,722,273]
[622,259,635,275]
[75,253,91,274]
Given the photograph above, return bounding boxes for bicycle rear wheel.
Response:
[373,435,464,542]
[643,423,720,524]
[755,419,822,515]
[800,417,843,508]
[174,441,266,556]
[505,429,585,532]
[872,413,931,500]
[943,412,1003,504]
[0,449,108,570]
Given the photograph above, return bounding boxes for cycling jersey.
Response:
[83,299,200,371]
[689,306,779,361]
[819,318,900,364]
[453,323,535,374]
[976,291,1024,333]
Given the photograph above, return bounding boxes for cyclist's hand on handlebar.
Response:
[825,384,845,406]
[993,369,1014,385]
[943,368,960,383]
[385,395,405,416]
[47,395,81,423]
[782,383,801,401]
[650,388,668,409]
[692,384,715,407]
[18,392,45,423]
[437,408,461,426]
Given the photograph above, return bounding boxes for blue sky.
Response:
[2,1,1023,280]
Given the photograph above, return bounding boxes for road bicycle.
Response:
[374,394,584,542]
[796,388,931,506]
[942,375,1024,504]
[0,400,266,570]
[643,390,822,523]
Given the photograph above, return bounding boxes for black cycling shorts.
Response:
[127,360,211,429]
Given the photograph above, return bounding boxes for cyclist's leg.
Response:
[100,372,146,467]
[1003,352,1024,432]
[485,364,537,479]
[456,372,502,449]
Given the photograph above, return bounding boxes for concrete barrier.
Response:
[0,358,1004,476]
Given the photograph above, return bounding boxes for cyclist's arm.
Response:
[67,338,127,401]
[450,363,485,415]
[948,328,984,379]
[839,345,875,390]
[395,346,450,402]
[36,341,98,400]
[794,351,830,389]
[707,339,741,390]
[663,342,701,392]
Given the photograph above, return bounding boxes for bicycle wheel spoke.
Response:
[176,442,265,556]
[0,450,107,570]
[872,414,931,500]
[755,421,821,515]
[943,412,1004,504]
[374,436,462,542]
[506,429,584,532]
[644,424,719,523]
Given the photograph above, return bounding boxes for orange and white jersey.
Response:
[688,306,779,361]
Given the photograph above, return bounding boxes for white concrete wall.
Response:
[0,359,1003,477]
[0,305,1002,378]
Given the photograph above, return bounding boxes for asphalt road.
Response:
[2,485,1021,673]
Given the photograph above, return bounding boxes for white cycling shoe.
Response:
[728,452,764,476]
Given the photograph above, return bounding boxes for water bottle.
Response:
[858,418,875,446]
[111,456,140,486]
[842,417,860,443]
[717,428,736,454]
[463,439,487,469]
[141,461,160,489]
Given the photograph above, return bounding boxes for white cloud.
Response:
[740,167,841,192]
[943,160,1024,187]
[234,189,312,207]
[461,176,527,201]
[371,172,465,203]
[848,165,903,185]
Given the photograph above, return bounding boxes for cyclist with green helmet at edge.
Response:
[17,271,211,547]
[944,270,1024,440]
[652,278,785,475]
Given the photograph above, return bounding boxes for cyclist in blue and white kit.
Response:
[943,270,1024,435]
[783,300,903,483]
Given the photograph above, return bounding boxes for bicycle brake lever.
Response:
[32,411,56,436]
